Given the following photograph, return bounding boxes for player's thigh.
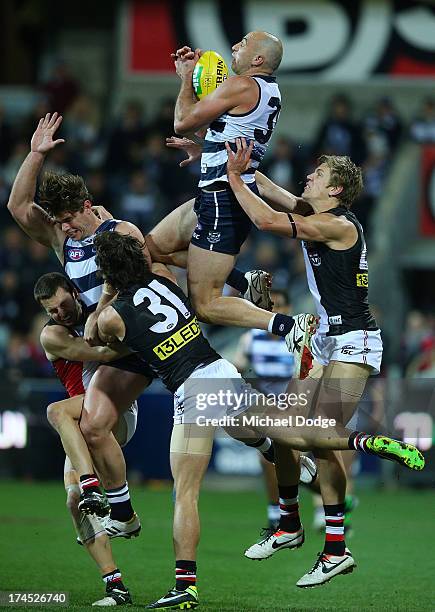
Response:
[83,366,150,431]
[145,198,196,259]
[187,244,236,304]
[319,360,371,424]
[170,424,213,495]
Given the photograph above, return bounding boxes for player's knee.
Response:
[46,402,63,429]
[79,417,105,448]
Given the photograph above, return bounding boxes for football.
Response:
[192,50,228,99]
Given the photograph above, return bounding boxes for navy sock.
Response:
[105,482,134,522]
[226,268,248,293]
[271,313,294,337]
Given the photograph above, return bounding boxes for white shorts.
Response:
[311,329,383,375]
[116,401,138,447]
[173,359,249,425]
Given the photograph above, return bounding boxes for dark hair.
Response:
[318,154,363,209]
[94,232,151,291]
[34,272,77,304]
[38,171,92,216]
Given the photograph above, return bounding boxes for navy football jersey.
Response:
[112,274,220,392]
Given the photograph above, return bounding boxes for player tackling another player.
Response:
[34,272,137,606]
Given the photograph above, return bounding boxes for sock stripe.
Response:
[106,483,129,496]
[105,493,131,503]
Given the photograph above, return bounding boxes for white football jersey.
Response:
[199,75,281,188]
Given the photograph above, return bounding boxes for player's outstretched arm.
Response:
[226,138,353,244]
[40,325,130,363]
[255,171,313,216]
[7,112,65,250]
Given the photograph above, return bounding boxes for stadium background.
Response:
[0,1,434,609]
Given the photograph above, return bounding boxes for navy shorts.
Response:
[191,183,259,255]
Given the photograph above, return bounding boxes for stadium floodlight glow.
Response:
[0,411,28,449]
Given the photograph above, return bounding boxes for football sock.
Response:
[226,268,248,293]
[323,503,346,556]
[348,431,374,454]
[102,569,127,592]
[79,473,101,495]
[175,560,197,591]
[269,313,295,337]
[245,437,272,453]
[267,503,281,528]
[105,482,134,522]
[278,484,301,532]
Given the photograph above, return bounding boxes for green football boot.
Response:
[365,436,425,470]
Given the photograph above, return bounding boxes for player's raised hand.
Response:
[225,137,254,175]
[174,48,199,79]
[166,136,202,167]
[31,112,65,154]
[171,46,194,60]
[92,205,113,221]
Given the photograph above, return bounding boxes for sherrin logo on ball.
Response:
[192,50,229,100]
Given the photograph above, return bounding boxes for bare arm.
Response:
[255,171,313,216]
[7,113,65,253]
[40,325,129,363]
[173,47,256,135]
[97,306,126,343]
[226,139,356,245]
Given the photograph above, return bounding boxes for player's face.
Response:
[55,202,94,240]
[231,33,256,74]
[302,163,333,201]
[41,288,81,326]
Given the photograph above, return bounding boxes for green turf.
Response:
[1,482,434,611]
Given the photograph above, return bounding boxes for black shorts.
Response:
[106,354,155,380]
[191,183,258,255]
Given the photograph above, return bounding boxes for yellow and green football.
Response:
[192,50,229,100]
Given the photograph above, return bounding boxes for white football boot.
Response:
[296,549,356,588]
[100,512,141,539]
[243,270,273,311]
[285,313,317,379]
[244,526,305,560]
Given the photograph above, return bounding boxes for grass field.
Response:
[1,481,434,611]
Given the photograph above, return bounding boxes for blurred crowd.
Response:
[1,73,435,381]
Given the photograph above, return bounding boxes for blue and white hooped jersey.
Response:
[63,219,118,312]
[248,329,294,379]
[198,75,281,188]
